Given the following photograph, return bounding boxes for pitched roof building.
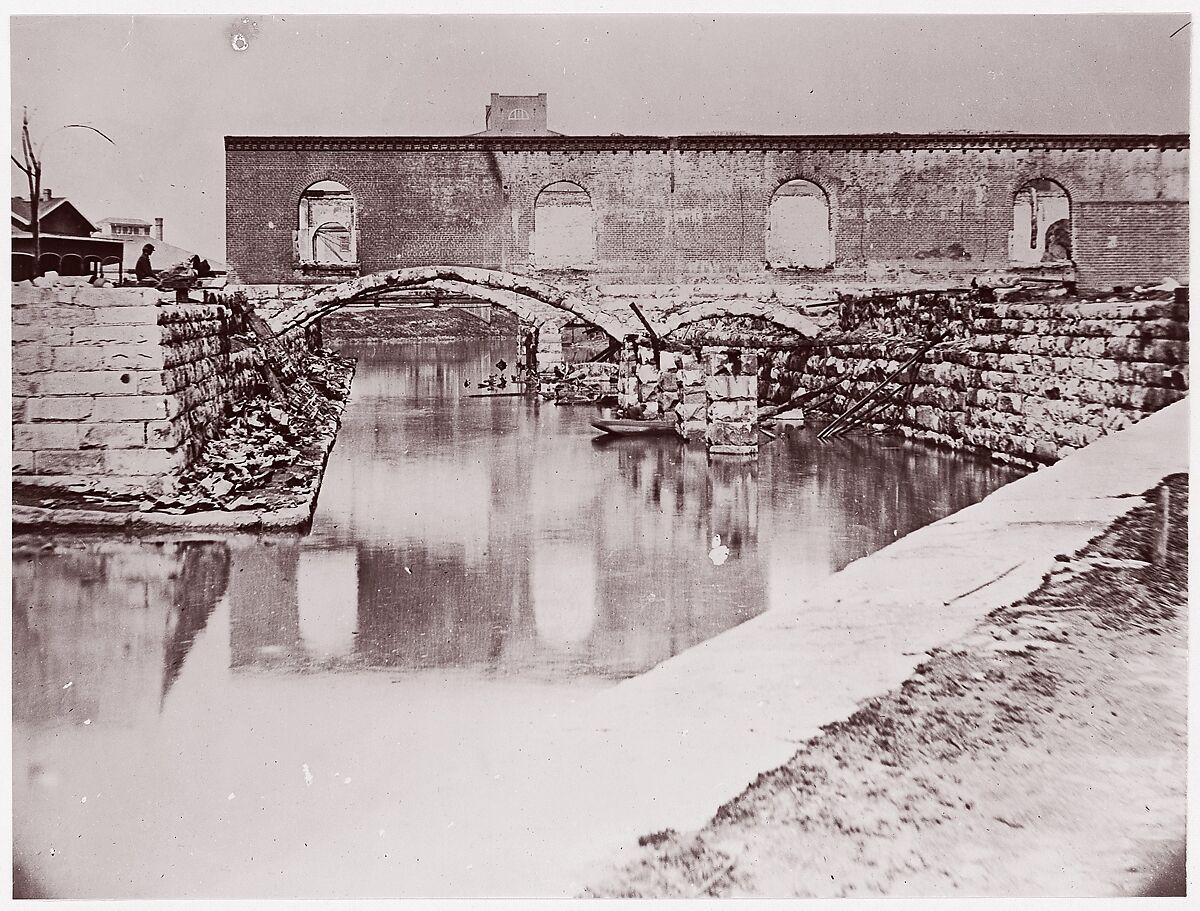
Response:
[11,191,124,279]
[11,192,100,237]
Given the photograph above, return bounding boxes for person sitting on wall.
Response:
[135,243,159,285]
[189,255,213,278]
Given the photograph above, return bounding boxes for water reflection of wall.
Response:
[224,343,1021,683]
[12,540,230,729]
[227,540,303,669]
[297,547,359,659]
[226,438,770,681]
[313,341,528,557]
[594,441,769,676]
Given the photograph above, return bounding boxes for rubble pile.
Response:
[145,350,354,514]
[555,361,618,404]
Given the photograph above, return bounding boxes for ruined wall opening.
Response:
[532,181,595,270]
[1011,179,1072,264]
[766,179,833,269]
[298,180,358,269]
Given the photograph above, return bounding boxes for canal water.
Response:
[13,339,1025,898]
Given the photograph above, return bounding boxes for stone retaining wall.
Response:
[13,285,270,492]
[762,290,1189,465]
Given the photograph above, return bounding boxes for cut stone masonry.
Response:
[761,288,1189,465]
[13,285,264,492]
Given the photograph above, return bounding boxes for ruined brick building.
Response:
[225,94,1188,293]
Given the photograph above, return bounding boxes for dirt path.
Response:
[585,474,1187,899]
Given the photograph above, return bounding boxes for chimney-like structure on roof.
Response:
[154,218,164,241]
[483,93,549,135]
[42,188,52,200]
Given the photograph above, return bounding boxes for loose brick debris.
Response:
[554,362,618,404]
[145,350,354,514]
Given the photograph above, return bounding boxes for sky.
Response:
[10,12,1191,262]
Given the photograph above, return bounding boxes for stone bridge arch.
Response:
[267,265,633,340]
[657,301,824,340]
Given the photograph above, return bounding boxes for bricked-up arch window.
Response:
[1011,179,1071,264]
[533,181,596,269]
[297,180,358,269]
[508,108,531,121]
[767,180,833,269]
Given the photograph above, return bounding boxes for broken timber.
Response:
[233,299,324,420]
[818,334,946,441]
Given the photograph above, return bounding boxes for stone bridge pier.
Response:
[612,337,759,456]
[704,348,759,456]
[533,322,564,394]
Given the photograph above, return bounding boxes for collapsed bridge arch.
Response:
[267,266,632,341]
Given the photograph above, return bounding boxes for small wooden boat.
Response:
[590,418,678,436]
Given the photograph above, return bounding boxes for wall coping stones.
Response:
[227,132,1189,154]
[11,285,172,308]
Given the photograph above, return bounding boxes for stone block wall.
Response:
[615,338,663,418]
[705,348,759,456]
[763,290,1188,465]
[159,304,260,464]
[13,286,264,492]
[535,323,564,396]
[673,355,708,441]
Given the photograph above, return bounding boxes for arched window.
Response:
[508,108,531,121]
[298,180,357,266]
[1011,179,1071,264]
[767,180,833,269]
[533,181,595,269]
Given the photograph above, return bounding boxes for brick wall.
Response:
[13,285,262,492]
[226,134,1188,291]
[762,290,1189,465]
[1074,201,1189,289]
